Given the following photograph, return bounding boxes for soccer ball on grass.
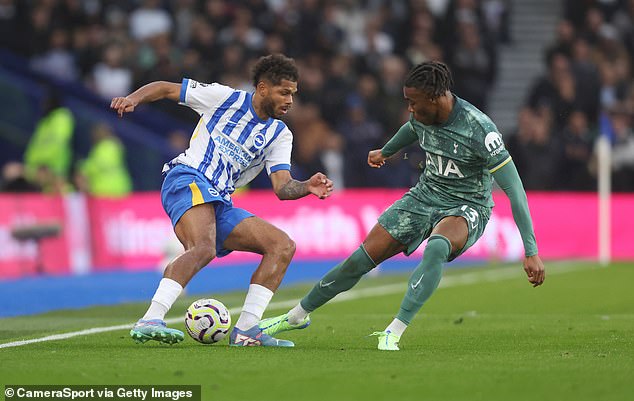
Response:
[185,298,231,344]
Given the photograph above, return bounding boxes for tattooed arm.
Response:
[270,170,333,200]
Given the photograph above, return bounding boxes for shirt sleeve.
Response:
[179,78,234,116]
[381,122,418,157]
[492,160,539,256]
[474,118,512,173]
[264,124,292,174]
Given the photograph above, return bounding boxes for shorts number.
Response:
[460,205,479,229]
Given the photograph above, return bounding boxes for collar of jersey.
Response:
[248,92,273,124]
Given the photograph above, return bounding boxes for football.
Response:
[184,298,231,344]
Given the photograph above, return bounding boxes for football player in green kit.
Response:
[258,61,546,350]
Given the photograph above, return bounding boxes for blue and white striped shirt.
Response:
[164,78,293,200]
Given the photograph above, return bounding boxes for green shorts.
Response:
[377,192,490,261]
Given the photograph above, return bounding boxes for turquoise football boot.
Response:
[130,319,184,345]
[258,313,311,336]
[229,326,294,347]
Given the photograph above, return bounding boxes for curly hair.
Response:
[252,54,299,88]
[404,61,453,99]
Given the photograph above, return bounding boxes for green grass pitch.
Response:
[1,262,633,401]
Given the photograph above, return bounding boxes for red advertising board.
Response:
[1,191,633,279]
[0,194,70,278]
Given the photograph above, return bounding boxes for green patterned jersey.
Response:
[405,96,511,208]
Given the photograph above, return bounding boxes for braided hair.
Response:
[404,61,453,99]
[252,54,298,88]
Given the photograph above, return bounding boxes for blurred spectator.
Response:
[570,37,601,123]
[23,89,74,188]
[582,7,605,45]
[560,110,595,190]
[312,1,345,56]
[75,123,132,197]
[0,0,20,53]
[441,0,490,54]
[605,105,634,191]
[481,0,511,44]
[348,13,394,57]
[378,55,408,134]
[319,55,354,127]
[355,73,386,123]
[547,19,577,58]
[217,6,265,52]
[214,43,249,87]
[527,51,578,131]
[506,107,535,179]
[613,0,634,59]
[295,60,326,106]
[139,34,182,84]
[91,42,132,99]
[337,95,384,187]
[597,60,629,109]
[72,22,108,78]
[288,102,343,186]
[449,19,497,111]
[34,165,72,194]
[406,9,442,66]
[129,0,173,41]
[20,5,53,57]
[30,27,79,81]
[188,15,216,53]
[203,0,230,32]
[172,0,195,48]
[507,108,561,190]
[0,161,40,192]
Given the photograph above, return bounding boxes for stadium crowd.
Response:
[0,0,633,192]
[512,0,634,191]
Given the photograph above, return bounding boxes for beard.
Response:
[262,97,277,118]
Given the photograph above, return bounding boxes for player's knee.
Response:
[278,236,296,262]
[202,246,217,264]
[268,234,296,262]
[424,237,451,263]
[192,241,216,266]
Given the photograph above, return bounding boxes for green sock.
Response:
[396,235,451,325]
[300,245,376,312]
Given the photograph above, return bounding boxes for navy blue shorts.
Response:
[161,164,253,257]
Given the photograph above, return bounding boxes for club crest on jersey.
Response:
[485,132,505,156]
[253,133,266,149]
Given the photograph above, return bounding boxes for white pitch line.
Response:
[0,262,592,349]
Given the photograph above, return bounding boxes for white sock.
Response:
[141,278,183,320]
[385,318,408,337]
[287,303,309,325]
[235,284,274,330]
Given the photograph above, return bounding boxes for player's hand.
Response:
[307,172,333,199]
[110,96,137,117]
[368,149,387,168]
[523,254,545,287]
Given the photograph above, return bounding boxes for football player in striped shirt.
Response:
[111,54,333,347]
